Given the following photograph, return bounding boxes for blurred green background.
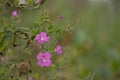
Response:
[46,0,120,80]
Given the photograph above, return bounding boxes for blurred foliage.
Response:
[49,0,120,80]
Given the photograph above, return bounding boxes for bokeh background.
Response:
[45,0,120,80]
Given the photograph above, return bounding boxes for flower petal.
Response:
[57,50,62,55]
[38,40,44,45]
[38,60,45,67]
[37,52,44,60]
[44,51,51,59]
[44,36,50,42]
[35,34,40,41]
[45,59,52,67]
[40,32,46,36]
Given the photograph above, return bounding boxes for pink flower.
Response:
[28,77,33,80]
[36,0,41,4]
[54,45,62,55]
[35,32,50,45]
[58,16,64,19]
[1,56,7,62]
[37,51,52,67]
[11,10,17,17]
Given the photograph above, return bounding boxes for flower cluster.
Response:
[1,56,7,62]
[28,77,33,80]
[36,0,41,4]
[11,8,63,68]
[35,32,62,67]
[11,0,42,17]
[54,45,62,55]
[37,51,52,67]
[35,32,50,45]
[58,16,64,19]
[11,10,17,17]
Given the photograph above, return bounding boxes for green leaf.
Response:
[48,24,54,30]
[50,64,56,70]
[0,36,8,51]
[55,29,61,34]
[13,0,19,5]
[6,48,13,56]
[28,0,33,5]
[15,27,31,32]
[33,73,39,79]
